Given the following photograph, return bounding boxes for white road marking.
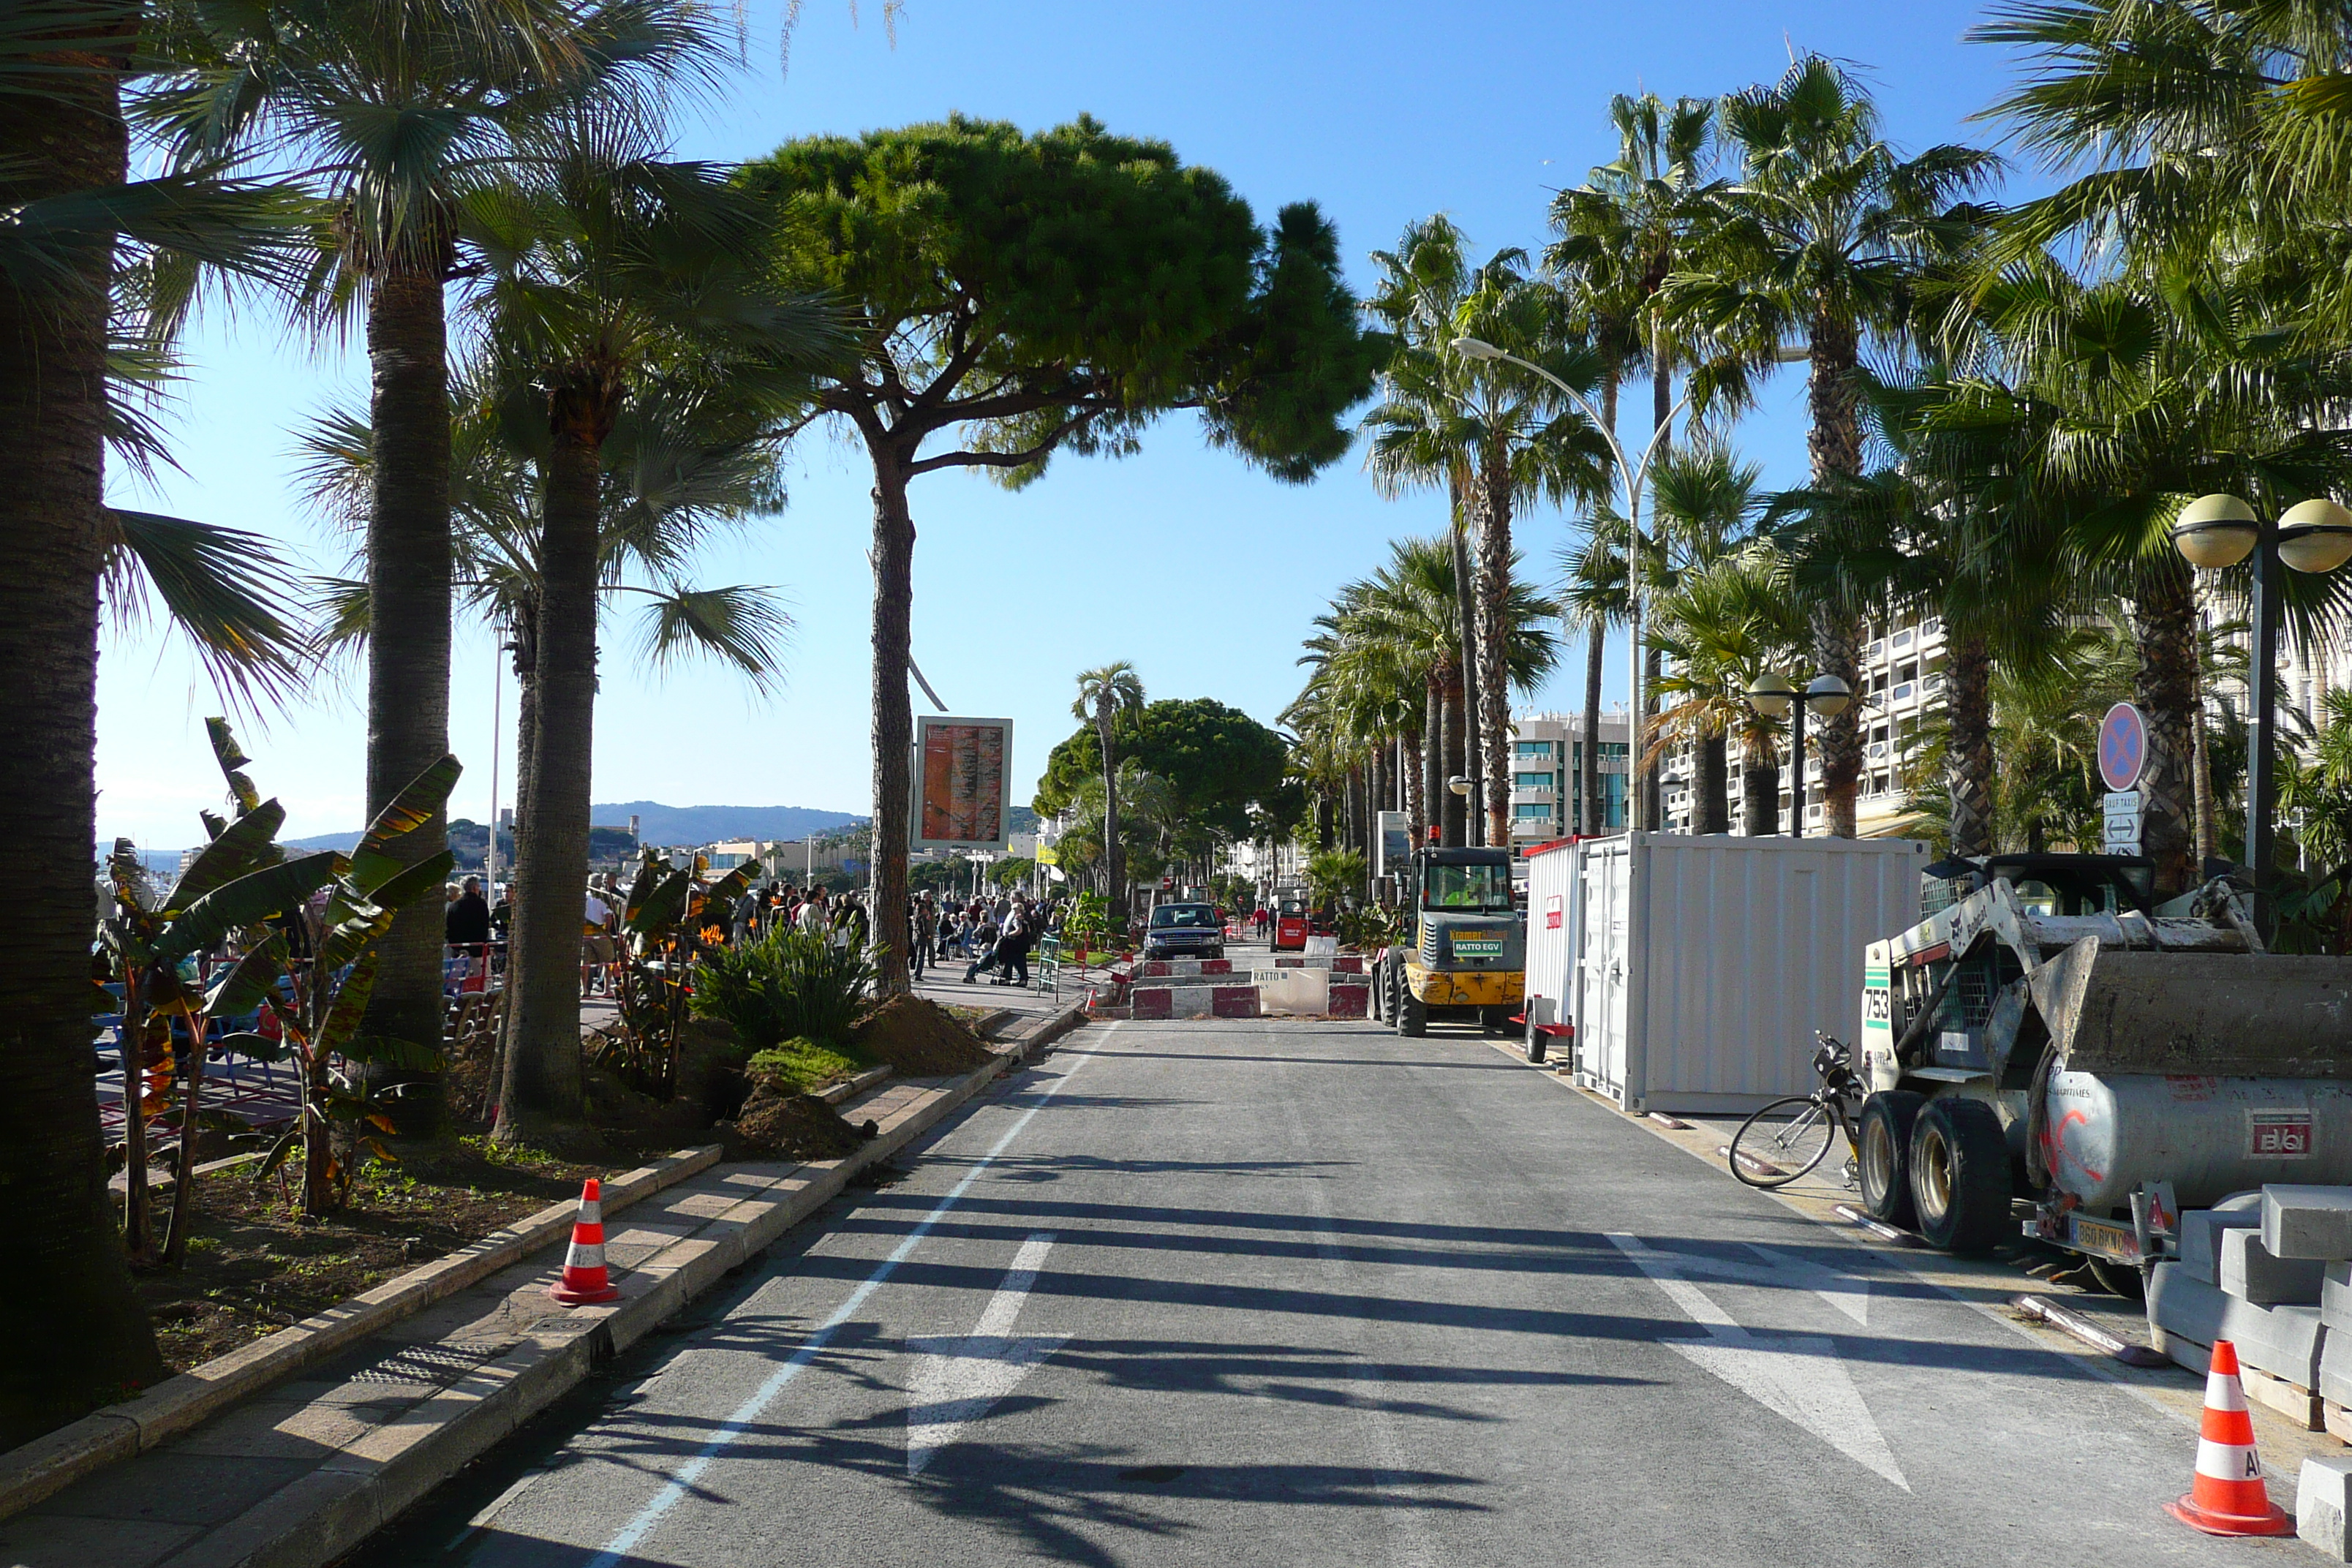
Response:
[905,1232,1067,1474]
[580,1027,1110,1568]
[1593,1240,1870,1326]
[1281,1093,1441,1568]
[1607,1232,1908,1490]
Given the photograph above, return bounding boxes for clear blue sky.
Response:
[98,0,2040,850]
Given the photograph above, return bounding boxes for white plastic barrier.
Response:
[1254,967,1330,1017]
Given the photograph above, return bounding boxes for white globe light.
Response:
[2171,493,2259,570]
[2277,497,2352,574]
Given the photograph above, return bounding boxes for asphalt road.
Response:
[361,1018,2281,1567]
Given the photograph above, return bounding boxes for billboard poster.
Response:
[912,716,1014,851]
[1375,810,1411,877]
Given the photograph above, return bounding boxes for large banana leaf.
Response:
[156,851,340,964]
[170,799,287,909]
[206,716,261,817]
[348,753,461,894]
[205,934,287,1019]
[627,864,693,935]
[315,892,394,979]
[314,951,380,1058]
[367,849,456,914]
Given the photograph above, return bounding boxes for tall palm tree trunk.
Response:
[1644,351,1670,832]
[1580,627,1605,834]
[1447,489,1484,845]
[361,265,455,1131]
[865,442,916,989]
[1741,734,1780,836]
[1807,314,1864,838]
[1945,628,1994,859]
[0,39,166,1441]
[1474,454,1515,851]
[497,391,608,1137]
[1422,681,1443,843]
[1439,667,1468,845]
[2132,558,2199,897]
[1697,733,1730,834]
[1100,720,1122,928]
[1403,727,1425,844]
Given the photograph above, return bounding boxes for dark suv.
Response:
[1143,902,1224,961]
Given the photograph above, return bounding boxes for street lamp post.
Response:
[1452,335,1692,834]
[2172,493,2352,923]
[1746,671,1853,837]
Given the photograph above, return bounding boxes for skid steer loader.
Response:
[1856,853,2352,1289]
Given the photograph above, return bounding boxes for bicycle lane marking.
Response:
[581,1023,1117,1568]
[1605,1232,1909,1490]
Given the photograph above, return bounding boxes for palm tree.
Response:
[1295,543,1560,852]
[1549,91,1721,825]
[1638,445,1773,830]
[1073,663,1145,922]
[1365,225,1608,849]
[1,0,319,1439]
[1967,3,2352,894]
[1557,525,1631,833]
[1646,548,1805,834]
[1667,55,1998,837]
[458,140,832,1137]
[146,0,736,1121]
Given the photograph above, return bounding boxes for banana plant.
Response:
[238,753,462,1215]
[99,719,336,1263]
[599,848,756,1099]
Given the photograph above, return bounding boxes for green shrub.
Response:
[745,1037,865,1096]
[690,927,877,1049]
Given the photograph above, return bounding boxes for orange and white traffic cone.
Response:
[549,1177,621,1306]
[2166,1339,2293,1537]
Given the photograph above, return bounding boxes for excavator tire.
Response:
[1858,1090,1926,1230]
[1910,1096,2011,1256]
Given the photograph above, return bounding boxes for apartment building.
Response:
[1506,709,1634,850]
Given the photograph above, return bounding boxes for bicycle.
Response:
[1726,1033,1863,1190]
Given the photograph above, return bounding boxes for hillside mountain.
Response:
[257,801,864,859]
[592,802,865,844]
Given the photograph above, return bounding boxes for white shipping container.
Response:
[1573,833,1929,1114]
[1522,837,1592,1043]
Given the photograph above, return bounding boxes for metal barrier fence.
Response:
[1035,935,1060,999]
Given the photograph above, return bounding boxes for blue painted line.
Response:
[583,1025,1110,1567]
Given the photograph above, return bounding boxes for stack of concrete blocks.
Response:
[1126,954,1368,1020]
[2149,1187,2352,1433]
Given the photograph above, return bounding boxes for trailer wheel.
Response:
[1858,1091,1925,1229]
[1368,958,1385,1022]
[1909,1098,2010,1256]
[1524,1017,1548,1064]
[2085,1256,2147,1301]
[1393,977,1427,1038]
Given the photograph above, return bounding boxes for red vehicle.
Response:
[1270,892,1330,951]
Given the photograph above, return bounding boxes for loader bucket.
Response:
[2027,935,2352,1079]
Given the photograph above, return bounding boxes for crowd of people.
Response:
[442,870,1070,998]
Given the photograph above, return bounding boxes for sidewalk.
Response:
[0,1008,1085,1568]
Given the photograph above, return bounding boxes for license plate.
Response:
[1452,937,1503,957]
[2069,1214,2142,1263]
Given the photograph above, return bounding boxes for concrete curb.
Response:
[0,1144,722,1524]
[46,1020,1091,1568]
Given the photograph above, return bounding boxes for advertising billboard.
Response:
[911,716,1014,851]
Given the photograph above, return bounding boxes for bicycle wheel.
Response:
[1728,1096,1837,1188]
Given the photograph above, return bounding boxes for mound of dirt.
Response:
[723,1088,872,1161]
[849,993,995,1077]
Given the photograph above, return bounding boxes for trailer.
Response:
[1573,833,1928,1115]
[1519,837,1588,1063]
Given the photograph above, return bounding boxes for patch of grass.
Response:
[744,1037,865,1096]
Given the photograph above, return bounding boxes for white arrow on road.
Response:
[905,1232,1066,1475]
[1607,1232,1907,1490]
